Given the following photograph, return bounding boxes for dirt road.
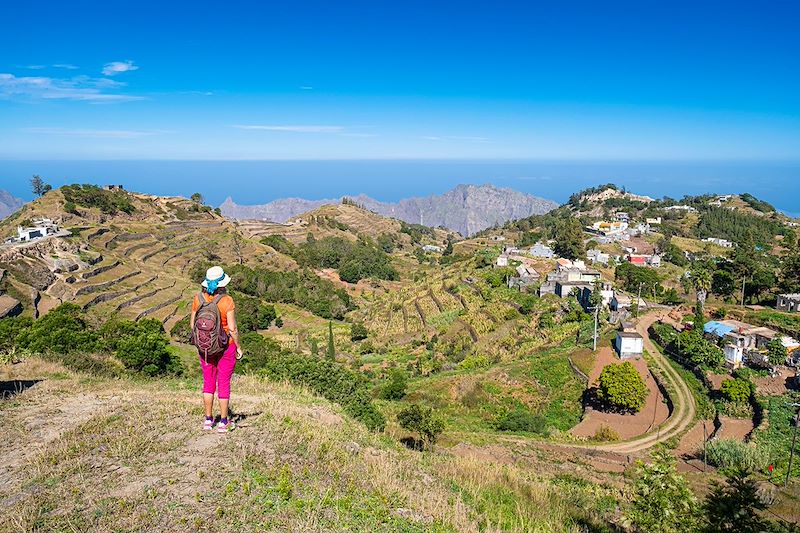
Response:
[592,311,696,453]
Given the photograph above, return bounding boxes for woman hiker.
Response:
[190,266,243,433]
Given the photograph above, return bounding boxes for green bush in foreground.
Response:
[597,361,649,413]
[719,378,752,404]
[379,369,407,400]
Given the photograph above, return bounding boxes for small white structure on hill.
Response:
[423,244,443,253]
[7,218,60,244]
[496,254,509,267]
[615,323,644,359]
[529,242,554,258]
[702,237,734,248]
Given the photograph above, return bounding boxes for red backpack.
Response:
[192,292,229,360]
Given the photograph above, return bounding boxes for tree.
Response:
[30,175,49,197]
[442,236,454,256]
[691,265,713,311]
[190,192,204,204]
[397,404,445,449]
[779,252,800,293]
[625,449,700,533]
[350,323,368,341]
[672,330,724,369]
[719,378,752,404]
[701,470,771,533]
[326,321,335,360]
[257,304,277,329]
[597,361,649,412]
[380,369,407,400]
[553,217,585,260]
[712,270,737,299]
[766,338,787,366]
[309,337,319,357]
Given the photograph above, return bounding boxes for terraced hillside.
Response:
[238,202,454,248]
[0,187,294,329]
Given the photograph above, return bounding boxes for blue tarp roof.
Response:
[704,321,735,337]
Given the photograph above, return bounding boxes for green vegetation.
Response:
[596,362,649,412]
[495,409,548,435]
[670,330,724,370]
[399,221,435,244]
[615,261,662,296]
[704,439,768,473]
[696,207,786,246]
[61,184,135,215]
[379,369,408,400]
[719,378,752,404]
[397,403,445,449]
[259,234,296,255]
[702,470,772,533]
[740,192,775,213]
[350,322,368,341]
[11,303,182,376]
[553,217,585,260]
[292,235,398,283]
[766,337,788,366]
[625,450,699,533]
[241,333,385,431]
[190,263,354,320]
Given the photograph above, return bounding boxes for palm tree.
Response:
[691,266,712,321]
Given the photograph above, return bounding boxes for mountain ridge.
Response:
[220,183,558,236]
[0,189,26,220]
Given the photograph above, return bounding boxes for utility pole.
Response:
[786,403,800,488]
[635,282,643,318]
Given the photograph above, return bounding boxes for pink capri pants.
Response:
[200,342,237,400]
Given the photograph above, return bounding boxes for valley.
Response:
[1,182,799,531]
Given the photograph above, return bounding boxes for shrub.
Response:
[766,338,787,366]
[397,404,445,448]
[495,409,549,435]
[597,361,649,413]
[592,425,620,442]
[457,354,491,371]
[350,323,368,341]
[104,318,183,376]
[0,316,33,351]
[61,184,134,215]
[241,333,385,431]
[379,369,407,400]
[719,378,752,404]
[705,439,769,473]
[16,303,99,354]
[170,315,191,342]
[259,235,296,256]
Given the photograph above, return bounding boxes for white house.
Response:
[529,242,554,258]
[646,217,662,225]
[422,244,443,253]
[496,254,509,267]
[11,218,59,243]
[702,237,734,248]
[587,249,610,265]
[615,330,644,359]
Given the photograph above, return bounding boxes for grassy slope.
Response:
[0,357,617,532]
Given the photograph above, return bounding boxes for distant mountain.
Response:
[220,184,558,236]
[0,190,25,220]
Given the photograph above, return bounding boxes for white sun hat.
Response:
[201,265,231,292]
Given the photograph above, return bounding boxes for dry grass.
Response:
[0,358,620,532]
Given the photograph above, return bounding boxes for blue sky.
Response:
[1,1,799,161]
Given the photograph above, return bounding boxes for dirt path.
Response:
[571,347,669,440]
[592,311,697,453]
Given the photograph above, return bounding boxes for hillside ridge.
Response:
[220,183,558,236]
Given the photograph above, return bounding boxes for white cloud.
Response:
[23,65,46,70]
[53,64,79,70]
[299,86,313,90]
[22,127,166,138]
[102,60,139,76]
[0,73,143,103]
[232,124,345,133]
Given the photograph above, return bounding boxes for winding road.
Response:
[592,310,696,453]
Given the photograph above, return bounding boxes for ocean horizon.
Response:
[1,159,798,218]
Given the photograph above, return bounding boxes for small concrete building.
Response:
[422,244,443,253]
[615,329,644,359]
[777,294,800,313]
[496,254,509,267]
[529,242,554,258]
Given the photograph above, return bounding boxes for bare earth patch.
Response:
[570,347,669,441]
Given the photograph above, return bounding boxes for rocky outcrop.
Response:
[0,295,22,318]
[220,184,558,236]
